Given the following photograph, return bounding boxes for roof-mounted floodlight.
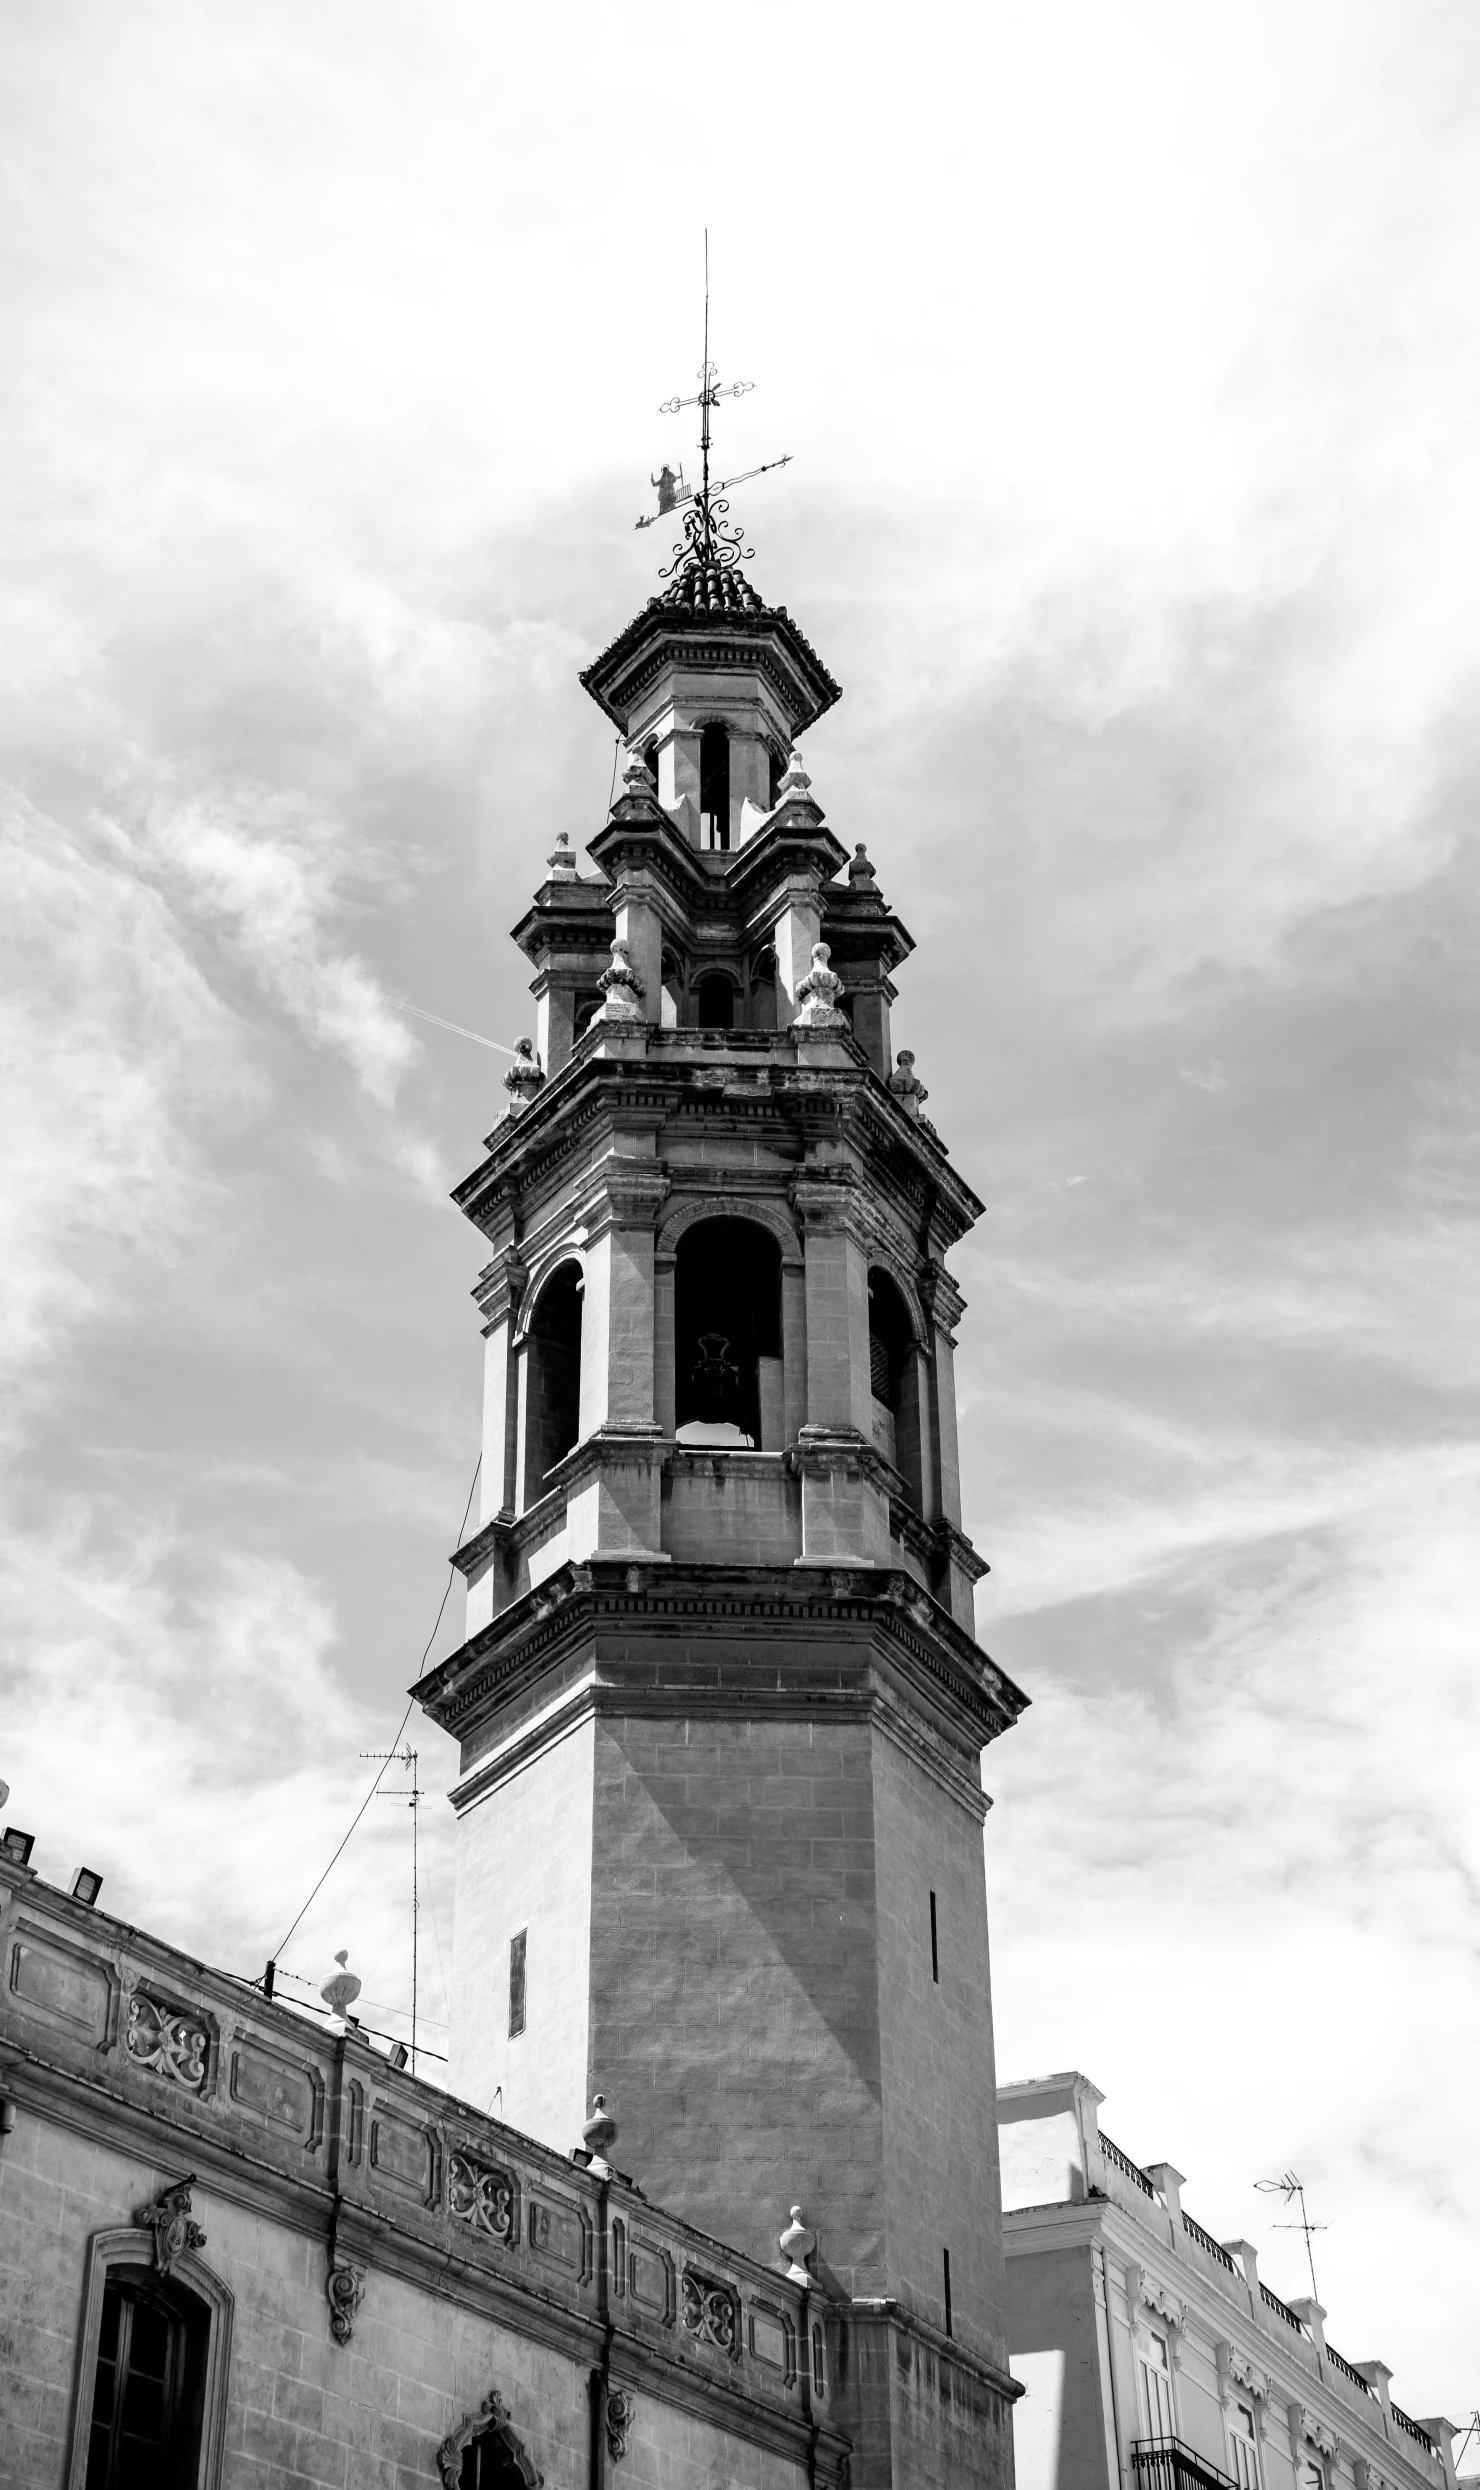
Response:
[1,1827,35,1867]
[71,1867,103,1907]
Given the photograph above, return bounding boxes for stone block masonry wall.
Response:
[870,1725,1009,2369]
[0,1862,842,2490]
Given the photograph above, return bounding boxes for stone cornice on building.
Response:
[579,599,842,739]
[0,1860,850,2485]
[414,1556,1028,1764]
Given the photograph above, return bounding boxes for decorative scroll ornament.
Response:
[594,939,645,1024]
[604,2388,636,2463]
[125,1993,209,2091]
[779,2205,817,2283]
[680,2265,741,2356]
[794,942,848,1031]
[448,2150,518,2245]
[888,1049,929,1117]
[134,2175,205,2275]
[437,2389,543,2489]
[325,2257,365,2346]
[657,488,761,614]
[503,1036,546,1113]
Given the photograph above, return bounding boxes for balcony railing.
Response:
[1325,2347,1373,2396]
[1181,2212,1238,2275]
[1133,2438,1239,2490]
[1101,2132,1156,2197]
[1260,2282,1306,2333]
[1392,2407,1434,2451]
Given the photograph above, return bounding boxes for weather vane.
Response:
[635,231,793,573]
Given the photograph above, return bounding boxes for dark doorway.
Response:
[675,1219,782,1447]
[523,1261,583,1499]
[696,973,735,1030]
[699,722,730,849]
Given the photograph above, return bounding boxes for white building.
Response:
[999,2073,1460,2490]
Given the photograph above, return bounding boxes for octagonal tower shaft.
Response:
[416,570,1026,2490]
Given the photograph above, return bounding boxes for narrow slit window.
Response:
[508,1929,527,2039]
[943,2247,953,2339]
[929,1890,939,1983]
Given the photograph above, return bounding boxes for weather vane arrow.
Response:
[634,231,794,546]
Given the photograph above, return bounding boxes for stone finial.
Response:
[623,748,656,796]
[779,2204,817,2282]
[848,842,877,887]
[778,749,811,797]
[888,1048,928,1115]
[582,2093,618,2177]
[546,831,579,880]
[320,1950,361,2020]
[502,1035,546,1113]
[593,938,645,1023]
[794,941,848,1030]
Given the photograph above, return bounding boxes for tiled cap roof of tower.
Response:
[658,545,767,615]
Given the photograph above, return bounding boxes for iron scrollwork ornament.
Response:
[134,2175,206,2275]
[658,489,754,583]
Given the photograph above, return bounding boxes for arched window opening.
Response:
[675,1219,782,1448]
[641,736,661,798]
[749,943,777,1032]
[768,747,787,809]
[660,949,684,1029]
[86,2267,207,2490]
[699,722,730,850]
[523,1260,583,1502]
[461,2428,531,2489]
[696,973,735,1030]
[868,1267,924,1507]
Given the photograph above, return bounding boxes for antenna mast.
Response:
[363,1743,421,2072]
[1255,2170,1328,2307]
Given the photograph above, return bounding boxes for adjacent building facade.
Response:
[998,2074,1461,2490]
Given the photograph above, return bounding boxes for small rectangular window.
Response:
[508,1929,527,2039]
[929,1890,939,1983]
[943,2246,953,2338]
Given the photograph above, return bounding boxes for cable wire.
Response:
[263,1455,481,1966]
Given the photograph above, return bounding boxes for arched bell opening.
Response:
[660,948,685,1029]
[675,1218,782,1448]
[748,943,777,1032]
[522,1259,583,1504]
[868,1266,926,1510]
[695,971,737,1031]
[698,721,730,851]
[768,745,787,809]
[641,735,661,798]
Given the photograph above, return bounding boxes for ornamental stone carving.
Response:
[134,2175,205,2275]
[1218,2341,1270,2404]
[125,1992,210,2091]
[437,2389,543,2488]
[448,2149,518,2245]
[680,2264,741,2357]
[888,1049,928,1117]
[779,2205,816,2282]
[503,1037,546,1113]
[594,939,645,1023]
[325,2257,365,2345]
[794,942,848,1030]
[546,830,579,879]
[604,2387,636,2462]
[1126,2264,1184,2334]
[848,842,877,887]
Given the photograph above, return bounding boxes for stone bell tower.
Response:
[415,496,1027,2487]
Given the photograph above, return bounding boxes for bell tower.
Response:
[416,482,1027,2487]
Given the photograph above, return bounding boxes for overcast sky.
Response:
[3,0,1477,2423]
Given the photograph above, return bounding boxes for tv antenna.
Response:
[637,231,793,553]
[1255,2170,1328,2305]
[362,1744,422,2073]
